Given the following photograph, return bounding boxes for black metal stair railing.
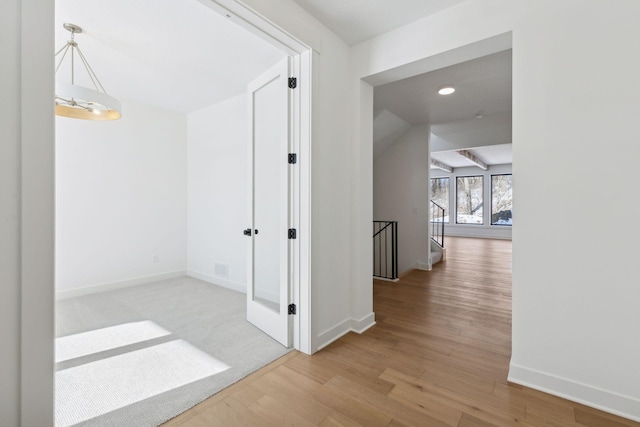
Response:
[430,200,445,247]
[373,221,398,280]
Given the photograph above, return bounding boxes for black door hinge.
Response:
[288,228,297,239]
[288,153,297,164]
[288,77,297,89]
[288,304,296,315]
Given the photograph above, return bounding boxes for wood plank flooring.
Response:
[163,237,639,427]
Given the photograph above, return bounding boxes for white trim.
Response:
[55,271,187,300]
[198,0,316,55]
[316,319,351,351]
[186,270,246,294]
[444,227,512,240]
[351,312,376,334]
[416,261,431,271]
[316,313,376,351]
[399,261,432,275]
[373,276,399,283]
[508,363,640,422]
[297,50,313,355]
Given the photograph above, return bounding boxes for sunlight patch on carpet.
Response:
[55,339,230,427]
[56,321,171,363]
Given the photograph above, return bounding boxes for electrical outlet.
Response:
[153,255,159,263]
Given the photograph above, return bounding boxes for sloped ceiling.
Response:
[373,110,412,158]
[55,0,286,114]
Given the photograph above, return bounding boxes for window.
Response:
[430,177,449,222]
[491,174,513,226]
[456,176,483,224]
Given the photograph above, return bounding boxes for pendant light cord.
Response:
[55,27,109,95]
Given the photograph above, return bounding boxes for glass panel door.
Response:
[246,57,290,347]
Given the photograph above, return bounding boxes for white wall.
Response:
[187,94,248,293]
[55,99,187,297]
[0,1,23,424]
[432,164,512,240]
[353,0,640,421]
[510,2,640,419]
[373,125,430,274]
[3,0,55,425]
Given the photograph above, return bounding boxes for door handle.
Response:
[254,229,259,235]
[243,228,252,236]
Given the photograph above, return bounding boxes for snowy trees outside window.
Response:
[456,176,484,224]
[491,174,512,226]
[431,173,512,227]
[430,177,449,222]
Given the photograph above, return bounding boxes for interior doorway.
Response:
[52,0,312,424]
[369,36,513,279]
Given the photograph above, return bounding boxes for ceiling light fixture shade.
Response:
[55,23,122,120]
[438,86,455,95]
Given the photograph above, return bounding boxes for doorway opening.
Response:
[53,0,311,425]
[367,35,514,379]
[370,36,513,278]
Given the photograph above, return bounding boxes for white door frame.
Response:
[196,0,313,354]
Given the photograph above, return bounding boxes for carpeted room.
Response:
[54,0,291,425]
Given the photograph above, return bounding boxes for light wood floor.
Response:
[163,237,639,427]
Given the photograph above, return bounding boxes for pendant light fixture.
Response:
[55,23,122,120]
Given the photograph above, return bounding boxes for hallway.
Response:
[164,237,638,426]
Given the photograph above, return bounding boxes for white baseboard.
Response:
[444,226,512,240]
[56,270,187,300]
[399,261,431,277]
[187,270,246,294]
[416,261,431,271]
[316,312,376,352]
[373,276,399,282]
[351,312,376,334]
[316,319,351,351]
[508,363,640,422]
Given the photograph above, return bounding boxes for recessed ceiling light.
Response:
[438,87,455,95]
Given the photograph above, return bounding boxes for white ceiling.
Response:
[291,0,465,45]
[55,0,286,114]
[374,50,512,126]
[373,50,513,167]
